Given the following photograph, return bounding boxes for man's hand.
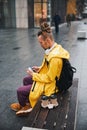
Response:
[26,66,40,76]
[32,66,40,72]
[27,67,33,76]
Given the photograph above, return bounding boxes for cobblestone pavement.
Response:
[0,20,87,130]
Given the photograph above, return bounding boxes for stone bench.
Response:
[77,30,87,39]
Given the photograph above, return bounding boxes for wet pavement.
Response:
[0,20,87,130]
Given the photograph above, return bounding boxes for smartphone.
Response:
[28,67,33,71]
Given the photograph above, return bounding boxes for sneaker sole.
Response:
[41,103,58,109]
[16,108,32,116]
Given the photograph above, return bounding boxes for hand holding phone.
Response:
[27,67,33,76]
[28,67,33,71]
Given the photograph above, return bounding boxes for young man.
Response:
[10,22,70,116]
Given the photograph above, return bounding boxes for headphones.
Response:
[45,48,51,55]
[45,43,56,55]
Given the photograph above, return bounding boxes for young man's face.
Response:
[38,35,50,50]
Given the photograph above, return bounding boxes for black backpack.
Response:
[56,59,76,92]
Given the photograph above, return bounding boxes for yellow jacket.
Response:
[29,43,70,107]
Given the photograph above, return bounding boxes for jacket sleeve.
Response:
[32,58,63,83]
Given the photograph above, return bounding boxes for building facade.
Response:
[0,0,69,28]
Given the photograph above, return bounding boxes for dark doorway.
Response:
[0,0,16,29]
[0,1,5,28]
[28,0,34,28]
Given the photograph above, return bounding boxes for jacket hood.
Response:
[45,43,70,61]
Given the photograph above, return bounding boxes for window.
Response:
[34,0,47,27]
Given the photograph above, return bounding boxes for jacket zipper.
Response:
[32,81,36,91]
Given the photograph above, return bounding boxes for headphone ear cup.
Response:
[45,49,49,55]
